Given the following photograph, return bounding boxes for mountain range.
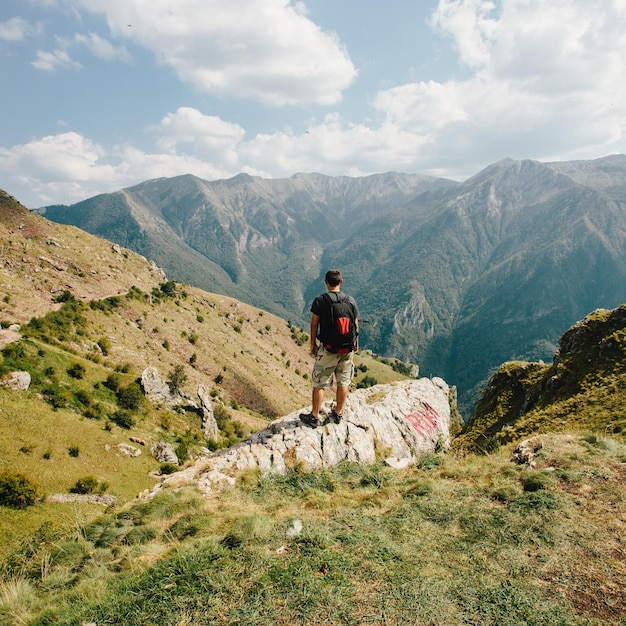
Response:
[37,155,626,415]
[2,181,626,625]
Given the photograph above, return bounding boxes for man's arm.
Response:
[310,313,320,355]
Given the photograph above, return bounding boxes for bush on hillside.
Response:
[2,342,26,362]
[67,362,86,379]
[357,375,378,389]
[161,281,177,297]
[70,476,108,495]
[43,385,72,409]
[110,410,134,429]
[116,382,143,410]
[52,290,74,303]
[159,463,179,475]
[0,471,41,509]
[97,337,112,356]
[104,372,122,391]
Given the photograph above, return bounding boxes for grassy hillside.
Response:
[456,305,626,453]
[0,190,164,324]
[0,192,412,563]
[1,433,624,625]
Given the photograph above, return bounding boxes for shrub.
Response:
[175,442,189,463]
[98,337,112,356]
[159,462,179,475]
[160,281,177,297]
[2,342,25,361]
[52,290,74,303]
[111,410,134,429]
[117,382,143,410]
[67,362,86,379]
[521,471,555,492]
[70,476,102,494]
[475,436,500,455]
[357,375,378,389]
[104,372,122,392]
[83,402,105,420]
[43,385,71,409]
[0,472,40,508]
[74,389,92,406]
[68,445,80,457]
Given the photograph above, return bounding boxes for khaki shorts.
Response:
[311,346,355,389]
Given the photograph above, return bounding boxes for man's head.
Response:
[325,269,343,288]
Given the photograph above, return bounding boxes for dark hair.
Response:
[325,269,342,287]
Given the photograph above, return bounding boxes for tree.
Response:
[167,365,188,394]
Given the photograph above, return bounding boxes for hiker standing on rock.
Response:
[300,269,359,427]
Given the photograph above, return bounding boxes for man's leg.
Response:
[312,386,324,417]
[335,384,348,415]
[333,352,354,417]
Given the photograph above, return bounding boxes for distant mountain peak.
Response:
[35,156,626,417]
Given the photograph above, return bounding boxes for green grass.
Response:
[1,433,624,625]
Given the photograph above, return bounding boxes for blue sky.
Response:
[1,0,625,208]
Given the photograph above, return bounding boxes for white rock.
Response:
[145,378,451,498]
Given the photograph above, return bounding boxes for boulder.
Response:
[1,371,31,391]
[511,438,543,467]
[151,441,179,464]
[117,443,142,458]
[140,367,174,406]
[147,377,451,498]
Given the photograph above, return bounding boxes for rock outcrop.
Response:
[140,367,175,406]
[197,383,219,440]
[145,377,451,498]
[0,371,31,391]
[151,441,179,464]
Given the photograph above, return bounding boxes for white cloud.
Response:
[32,47,82,71]
[0,17,41,41]
[155,107,245,168]
[430,0,498,69]
[71,0,357,105]
[0,128,243,207]
[74,32,130,62]
[4,0,626,208]
[369,0,626,174]
[0,132,113,182]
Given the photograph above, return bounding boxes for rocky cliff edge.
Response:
[144,377,451,498]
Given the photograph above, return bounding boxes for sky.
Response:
[0,0,625,209]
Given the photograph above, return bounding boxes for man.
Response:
[300,269,359,427]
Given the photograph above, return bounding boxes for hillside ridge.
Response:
[35,156,626,417]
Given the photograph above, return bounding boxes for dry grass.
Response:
[1,433,623,625]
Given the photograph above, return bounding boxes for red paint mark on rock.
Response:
[403,402,439,438]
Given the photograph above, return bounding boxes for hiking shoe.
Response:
[300,412,322,428]
[326,409,342,424]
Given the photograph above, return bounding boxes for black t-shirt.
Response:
[311,291,359,343]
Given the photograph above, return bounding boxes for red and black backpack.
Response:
[320,292,357,354]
